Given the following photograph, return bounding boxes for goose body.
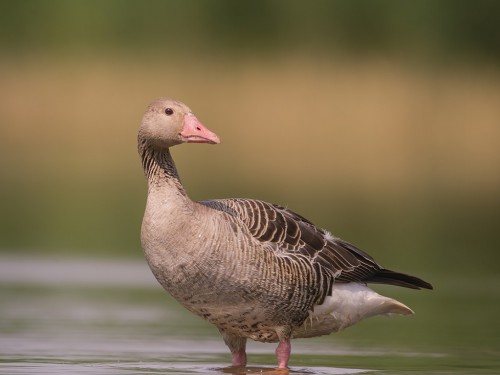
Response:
[138,98,432,369]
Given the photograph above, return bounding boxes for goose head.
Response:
[139,98,220,149]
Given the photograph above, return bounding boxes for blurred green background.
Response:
[1,0,499,281]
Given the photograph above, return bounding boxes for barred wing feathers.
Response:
[200,198,432,293]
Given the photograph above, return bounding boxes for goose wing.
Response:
[199,198,382,284]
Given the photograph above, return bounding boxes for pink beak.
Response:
[180,114,220,144]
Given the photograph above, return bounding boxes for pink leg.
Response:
[275,339,291,369]
[231,348,247,367]
[220,330,247,367]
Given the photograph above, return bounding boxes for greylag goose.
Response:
[138,98,433,369]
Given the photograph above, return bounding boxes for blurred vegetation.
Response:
[1,0,500,62]
[0,1,499,279]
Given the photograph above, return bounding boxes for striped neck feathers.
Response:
[138,138,186,196]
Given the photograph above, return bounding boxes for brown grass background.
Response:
[1,54,499,280]
[1,1,500,281]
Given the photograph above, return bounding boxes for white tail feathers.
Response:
[295,283,416,338]
[380,298,414,316]
[311,283,415,326]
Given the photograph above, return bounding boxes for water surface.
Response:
[0,256,498,374]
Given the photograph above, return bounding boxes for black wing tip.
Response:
[369,269,434,290]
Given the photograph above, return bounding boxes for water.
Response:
[0,256,499,374]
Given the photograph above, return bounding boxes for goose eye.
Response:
[164,108,174,116]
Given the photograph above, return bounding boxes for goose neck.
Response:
[138,140,186,196]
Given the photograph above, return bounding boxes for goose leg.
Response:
[275,339,291,369]
[220,330,247,366]
[231,348,247,367]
